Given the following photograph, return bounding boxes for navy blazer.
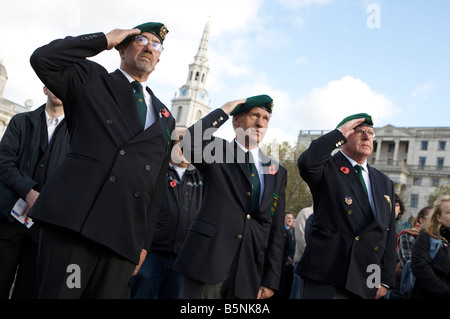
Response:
[296,129,396,298]
[29,32,175,264]
[173,109,287,298]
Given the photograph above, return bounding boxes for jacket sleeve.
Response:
[0,115,37,199]
[29,32,108,104]
[298,129,346,188]
[182,108,229,168]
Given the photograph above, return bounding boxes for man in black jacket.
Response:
[131,127,202,299]
[0,87,69,298]
[174,95,287,299]
[29,22,175,298]
[296,113,396,299]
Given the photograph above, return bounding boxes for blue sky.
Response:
[0,0,449,143]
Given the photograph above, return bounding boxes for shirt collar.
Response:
[119,69,148,87]
[235,139,260,163]
[44,108,65,127]
[340,150,368,171]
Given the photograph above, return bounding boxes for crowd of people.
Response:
[0,21,449,300]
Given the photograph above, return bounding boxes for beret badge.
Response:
[160,25,168,40]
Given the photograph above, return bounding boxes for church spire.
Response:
[171,19,212,127]
[194,18,210,65]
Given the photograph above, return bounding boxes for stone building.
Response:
[297,125,450,221]
[170,20,211,127]
[0,61,32,139]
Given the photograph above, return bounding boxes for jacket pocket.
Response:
[189,219,217,237]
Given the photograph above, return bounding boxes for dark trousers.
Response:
[0,222,39,299]
[130,250,182,299]
[300,277,361,299]
[37,224,135,299]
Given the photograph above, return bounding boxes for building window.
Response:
[437,157,444,170]
[195,72,199,81]
[176,106,183,122]
[421,141,428,150]
[419,156,426,168]
[438,141,446,151]
[388,144,395,153]
[201,73,205,83]
[413,178,422,186]
[432,179,440,187]
[410,194,419,208]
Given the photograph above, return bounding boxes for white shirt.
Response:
[235,139,265,203]
[119,69,157,129]
[45,109,65,144]
[340,150,376,216]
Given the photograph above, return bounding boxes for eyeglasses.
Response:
[354,128,376,138]
[134,35,164,53]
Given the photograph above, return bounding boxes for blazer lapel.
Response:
[334,152,374,223]
[233,140,252,184]
[259,151,276,209]
[108,69,141,136]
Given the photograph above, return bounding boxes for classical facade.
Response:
[171,20,211,127]
[297,125,450,221]
[0,62,31,139]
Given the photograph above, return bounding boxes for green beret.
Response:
[336,113,373,129]
[230,94,273,116]
[115,22,168,50]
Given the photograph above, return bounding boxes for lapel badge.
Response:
[269,165,277,175]
[270,193,279,216]
[345,196,353,206]
[384,195,392,210]
[170,180,177,188]
[160,108,170,118]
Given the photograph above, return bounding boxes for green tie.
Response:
[131,81,147,130]
[354,164,368,196]
[248,151,261,211]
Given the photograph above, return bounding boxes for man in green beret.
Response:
[29,22,175,298]
[296,113,397,299]
[174,95,287,299]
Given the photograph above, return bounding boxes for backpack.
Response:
[400,236,443,299]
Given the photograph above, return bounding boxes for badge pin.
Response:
[345,196,353,205]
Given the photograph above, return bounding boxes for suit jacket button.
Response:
[106,119,113,125]
[246,192,251,197]
[373,246,379,251]
[109,176,116,182]
[134,191,140,197]
[347,210,352,215]
[246,214,251,219]
[145,164,151,171]
[236,234,243,240]
[119,150,125,155]
[355,235,360,241]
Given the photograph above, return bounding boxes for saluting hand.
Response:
[337,117,365,139]
[220,99,247,115]
[105,28,142,50]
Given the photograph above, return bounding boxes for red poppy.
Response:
[161,109,170,118]
[170,180,177,188]
[269,166,277,175]
[340,166,350,174]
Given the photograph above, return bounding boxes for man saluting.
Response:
[29,22,175,298]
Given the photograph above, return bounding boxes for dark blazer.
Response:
[296,129,396,299]
[173,109,287,299]
[29,32,175,264]
[0,105,70,238]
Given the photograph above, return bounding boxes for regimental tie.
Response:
[247,151,261,211]
[354,164,368,196]
[131,81,147,130]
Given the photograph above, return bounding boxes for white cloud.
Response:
[410,81,435,99]
[293,76,398,129]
